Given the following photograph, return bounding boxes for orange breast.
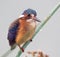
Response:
[15,19,36,45]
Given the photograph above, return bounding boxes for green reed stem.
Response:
[16,3,60,57]
[1,3,60,57]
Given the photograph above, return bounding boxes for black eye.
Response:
[28,14,31,17]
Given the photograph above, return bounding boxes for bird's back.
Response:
[7,19,19,46]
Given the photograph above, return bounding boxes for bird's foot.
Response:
[20,47,24,52]
[30,39,32,42]
[18,45,24,52]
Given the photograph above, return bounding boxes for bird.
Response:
[7,8,41,52]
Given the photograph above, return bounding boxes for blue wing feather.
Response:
[8,19,19,46]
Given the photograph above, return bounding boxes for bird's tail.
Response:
[10,43,17,50]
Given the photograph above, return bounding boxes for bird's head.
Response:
[19,8,41,22]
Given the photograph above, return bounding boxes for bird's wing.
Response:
[7,19,19,46]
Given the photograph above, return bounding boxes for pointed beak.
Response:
[34,17,41,22]
[31,14,41,22]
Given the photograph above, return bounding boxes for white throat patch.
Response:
[26,19,33,22]
[27,19,36,27]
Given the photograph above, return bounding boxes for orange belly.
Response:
[15,25,35,45]
[15,19,36,45]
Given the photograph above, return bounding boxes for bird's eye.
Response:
[28,14,31,17]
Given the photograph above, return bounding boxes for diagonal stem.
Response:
[1,3,60,57]
[1,50,12,57]
[16,3,60,57]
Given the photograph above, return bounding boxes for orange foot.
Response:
[20,47,24,52]
[18,45,24,52]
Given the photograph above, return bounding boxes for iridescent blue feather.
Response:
[8,20,19,46]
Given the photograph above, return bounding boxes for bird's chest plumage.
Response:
[15,19,36,45]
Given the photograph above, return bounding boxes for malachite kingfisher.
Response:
[7,8,41,52]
